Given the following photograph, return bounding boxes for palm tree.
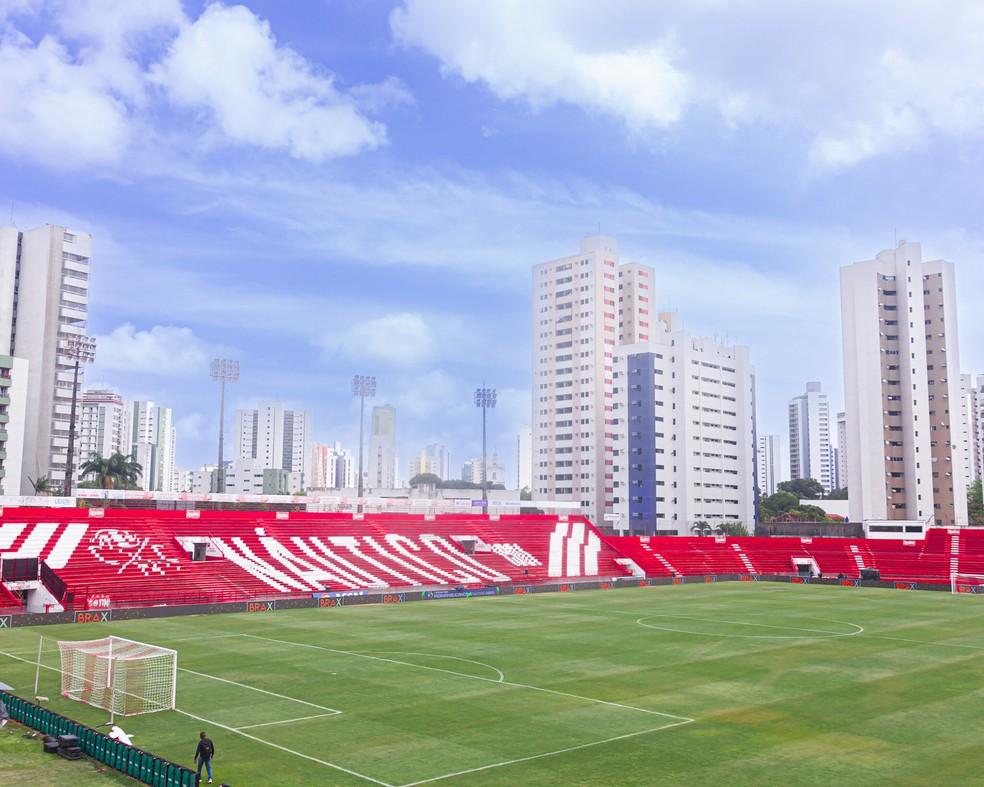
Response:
[28,475,51,495]
[80,452,143,489]
[690,520,713,536]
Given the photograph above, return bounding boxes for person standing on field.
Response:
[194,730,216,784]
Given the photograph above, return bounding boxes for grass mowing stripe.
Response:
[173,707,393,786]
[395,719,694,787]
[239,633,693,722]
[178,667,342,713]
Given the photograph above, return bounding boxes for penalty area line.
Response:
[175,707,393,787]
[396,719,694,786]
[178,666,342,714]
[234,712,340,730]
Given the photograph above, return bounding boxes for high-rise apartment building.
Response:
[612,312,757,534]
[756,434,782,497]
[973,375,984,485]
[235,402,311,487]
[0,355,28,494]
[517,429,532,491]
[0,225,91,493]
[959,374,978,486]
[532,235,654,525]
[79,389,129,463]
[788,382,834,492]
[408,443,450,480]
[836,411,848,491]
[461,453,505,486]
[129,401,176,492]
[309,441,356,490]
[368,405,397,488]
[841,241,969,526]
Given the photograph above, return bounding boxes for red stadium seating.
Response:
[0,509,628,609]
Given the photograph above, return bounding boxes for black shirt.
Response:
[195,737,215,760]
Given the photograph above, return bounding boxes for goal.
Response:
[58,637,177,718]
[951,574,984,594]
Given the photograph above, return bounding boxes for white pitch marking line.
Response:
[174,707,393,787]
[0,648,383,786]
[396,719,694,787]
[358,651,505,682]
[239,634,692,722]
[178,667,342,714]
[234,712,340,730]
[636,614,864,638]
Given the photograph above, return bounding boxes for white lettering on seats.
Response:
[489,543,541,567]
[308,537,386,587]
[0,522,26,550]
[13,522,58,558]
[419,535,510,583]
[567,521,585,577]
[327,536,418,586]
[382,534,474,584]
[548,522,567,577]
[212,537,309,592]
[291,537,367,588]
[584,530,600,576]
[363,536,446,584]
[46,522,88,569]
[260,537,347,589]
[88,529,180,576]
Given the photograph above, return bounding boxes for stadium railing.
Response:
[0,689,197,786]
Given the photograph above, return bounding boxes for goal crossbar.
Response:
[58,636,177,718]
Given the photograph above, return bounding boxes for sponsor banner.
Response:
[512,586,533,595]
[894,582,917,591]
[319,597,342,608]
[312,590,368,599]
[637,580,647,587]
[790,576,806,584]
[86,595,111,610]
[673,577,684,585]
[382,593,405,604]
[423,588,499,600]
[740,575,758,582]
[704,576,717,583]
[247,601,276,612]
[841,579,861,587]
[558,584,575,592]
[0,495,77,508]
[75,610,111,624]
[0,615,10,628]
[600,582,613,590]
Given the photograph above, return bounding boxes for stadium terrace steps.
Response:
[0,509,628,608]
[605,530,970,584]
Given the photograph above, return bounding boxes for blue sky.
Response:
[1,0,983,481]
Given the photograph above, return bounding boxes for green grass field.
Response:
[2,582,983,786]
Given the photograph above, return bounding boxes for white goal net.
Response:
[58,636,177,717]
[951,574,984,595]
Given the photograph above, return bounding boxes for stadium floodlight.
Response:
[352,375,377,509]
[474,386,497,515]
[211,359,240,493]
[61,335,96,497]
[58,637,177,723]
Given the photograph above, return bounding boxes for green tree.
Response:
[826,486,849,500]
[716,522,750,536]
[758,490,798,522]
[79,452,143,490]
[690,520,714,536]
[409,472,442,487]
[778,478,825,499]
[969,480,984,526]
[519,486,533,501]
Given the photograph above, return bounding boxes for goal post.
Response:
[951,574,984,594]
[57,637,177,718]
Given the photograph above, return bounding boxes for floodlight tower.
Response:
[474,386,497,515]
[62,335,96,497]
[352,375,376,508]
[211,359,239,493]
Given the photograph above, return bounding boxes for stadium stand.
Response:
[0,509,626,608]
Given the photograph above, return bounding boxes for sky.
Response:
[1,0,983,483]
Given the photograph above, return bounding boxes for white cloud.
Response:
[391,0,984,170]
[330,312,436,366]
[391,0,689,133]
[0,1,397,167]
[151,3,387,161]
[93,323,209,376]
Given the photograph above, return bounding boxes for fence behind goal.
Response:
[58,636,177,718]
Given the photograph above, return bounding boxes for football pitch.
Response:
[2,582,983,786]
